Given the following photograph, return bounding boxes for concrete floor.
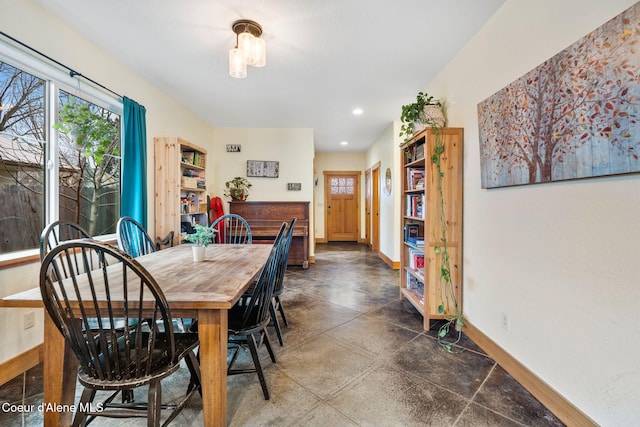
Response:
[0,242,563,426]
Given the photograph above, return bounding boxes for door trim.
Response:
[371,162,380,252]
[323,171,361,242]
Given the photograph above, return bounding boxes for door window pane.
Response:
[0,61,45,253]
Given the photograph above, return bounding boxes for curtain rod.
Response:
[0,31,123,99]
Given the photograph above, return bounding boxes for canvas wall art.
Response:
[247,160,279,178]
[478,3,640,189]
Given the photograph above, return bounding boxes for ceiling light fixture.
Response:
[352,108,363,115]
[229,19,266,78]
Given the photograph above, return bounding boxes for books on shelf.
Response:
[182,151,206,168]
[406,194,425,218]
[408,247,425,270]
[404,142,426,164]
[406,236,424,247]
[406,168,425,191]
[404,223,425,247]
[406,273,425,302]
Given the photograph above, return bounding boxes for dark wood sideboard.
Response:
[229,201,310,268]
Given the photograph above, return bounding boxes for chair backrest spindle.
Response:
[117,216,156,258]
[209,213,252,244]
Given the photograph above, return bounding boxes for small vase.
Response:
[192,245,206,262]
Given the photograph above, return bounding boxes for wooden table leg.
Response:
[198,308,228,427]
[43,311,77,426]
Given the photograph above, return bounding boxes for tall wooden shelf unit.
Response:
[400,127,463,331]
[154,137,208,247]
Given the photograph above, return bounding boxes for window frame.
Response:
[0,38,123,265]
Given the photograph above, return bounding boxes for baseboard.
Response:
[0,344,43,386]
[378,251,400,270]
[315,238,328,244]
[463,321,597,427]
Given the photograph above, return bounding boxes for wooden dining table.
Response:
[0,243,272,426]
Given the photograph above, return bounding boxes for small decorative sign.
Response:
[287,183,302,191]
[226,144,241,152]
[247,160,279,178]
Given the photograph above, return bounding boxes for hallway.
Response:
[0,242,563,426]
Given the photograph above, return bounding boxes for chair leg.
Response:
[262,329,277,363]
[184,349,202,397]
[270,302,284,346]
[122,388,134,403]
[247,333,270,400]
[72,387,95,427]
[147,381,162,427]
[275,295,288,327]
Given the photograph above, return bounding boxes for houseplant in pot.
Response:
[399,92,445,141]
[224,176,252,201]
[183,224,216,261]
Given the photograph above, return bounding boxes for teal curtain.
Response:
[121,97,148,229]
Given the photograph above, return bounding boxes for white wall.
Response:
[366,123,402,262]
[212,128,315,255]
[314,152,366,241]
[427,0,640,424]
[0,0,215,363]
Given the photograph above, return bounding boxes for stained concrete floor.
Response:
[0,242,564,426]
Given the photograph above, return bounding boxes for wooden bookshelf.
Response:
[154,137,208,246]
[399,127,463,331]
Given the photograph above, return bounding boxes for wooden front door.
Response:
[324,171,359,241]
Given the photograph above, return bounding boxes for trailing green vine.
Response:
[431,127,464,353]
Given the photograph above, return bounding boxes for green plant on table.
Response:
[183,224,216,247]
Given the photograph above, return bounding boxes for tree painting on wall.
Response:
[478,3,640,189]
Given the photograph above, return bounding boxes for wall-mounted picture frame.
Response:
[287,183,302,191]
[247,160,279,178]
[226,144,241,152]
[384,167,392,195]
[478,3,640,189]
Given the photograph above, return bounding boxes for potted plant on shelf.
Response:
[399,92,446,141]
[224,176,252,201]
[183,224,216,262]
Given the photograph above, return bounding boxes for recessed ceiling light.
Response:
[340,141,348,146]
[352,108,363,115]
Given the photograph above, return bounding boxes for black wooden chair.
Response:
[227,222,286,400]
[39,240,201,427]
[270,217,296,346]
[117,216,186,333]
[241,218,296,346]
[39,220,90,260]
[210,213,252,244]
[117,216,156,258]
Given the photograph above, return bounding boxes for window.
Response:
[0,46,122,256]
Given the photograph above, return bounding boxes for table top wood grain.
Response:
[0,244,272,314]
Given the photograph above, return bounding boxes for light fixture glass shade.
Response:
[229,48,247,78]
[238,31,256,65]
[252,37,266,67]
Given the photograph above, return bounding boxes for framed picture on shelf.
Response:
[247,160,279,178]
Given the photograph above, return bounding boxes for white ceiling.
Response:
[34,0,505,152]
